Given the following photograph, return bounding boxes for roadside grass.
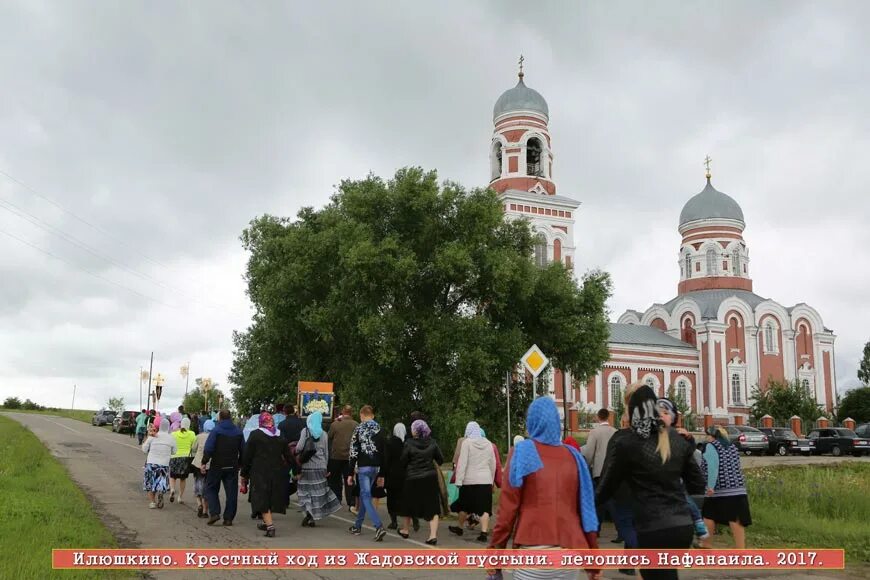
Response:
[0,415,134,579]
[0,407,98,424]
[742,463,870,563]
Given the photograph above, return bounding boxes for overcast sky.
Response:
[1,1,867,412]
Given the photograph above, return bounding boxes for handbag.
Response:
[297,429,318,464]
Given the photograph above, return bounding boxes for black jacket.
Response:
[383,435,406,487]
[596,428,705,533]
[202,419,244,470]
[278,415,306,444]
[348,421,386,473]
[400,437,443,481]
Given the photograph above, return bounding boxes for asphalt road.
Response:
[5,412,863,580]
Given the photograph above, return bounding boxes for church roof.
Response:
[662,289,768,319]
[679,179,744,227]
[493,79,549,121]
[502,189,581,208]
[608,323,696,350]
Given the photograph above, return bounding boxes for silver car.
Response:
[726,425,768,455]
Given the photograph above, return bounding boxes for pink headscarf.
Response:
[170,421,181,433]
[258,412,277,436]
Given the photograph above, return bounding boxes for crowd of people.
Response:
[134,385,751,580]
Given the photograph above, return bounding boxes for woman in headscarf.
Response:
[700,425,752,549]
[487,397,600,580]
[449,421,496,542]
[384,422,408,530]
[596,385,705,580]
[241,412,293,537]
[190,419,215,518]
[242,409,263,520]
[513,435,525,446]
[295,411,341,528]
[142,419,177,509]
[398,419,444,544]
[656,398,709,545]
[169,417,196,504]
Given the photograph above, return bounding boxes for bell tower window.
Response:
[491,141,503,181]
[685,252,692,279]
[526,138,543,177]
[732,248,740,276]
[706,247,717,275]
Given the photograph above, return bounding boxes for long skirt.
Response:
[386,482,403,516]
[193,471,206,497]
[249,471,289,515]
[400,474,441,521]
[297,468,341,520]
[451,483,492,516]
[143,463,170,493]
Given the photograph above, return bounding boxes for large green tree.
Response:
[858,339,870,385]
[837,386,870,424]
[230,168,612,448]
[750,380,828,426]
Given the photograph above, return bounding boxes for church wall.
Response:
[678,276,753,294]
[759,315,785,387]
[700,341,709,410]
[823,351,834,412]
[715,342,724,409]
[725,311,746,363]
[795,318,815,370]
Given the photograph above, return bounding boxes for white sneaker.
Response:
[149,502,157,509]
[178,498,184,504]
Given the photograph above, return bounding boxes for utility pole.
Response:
[146,352,154,414]
[71,384,76,411]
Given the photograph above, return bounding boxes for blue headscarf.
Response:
[510,397,598,533]
[307,411,323,439]
[202,419,215,433]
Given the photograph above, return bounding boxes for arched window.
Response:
[553,238,562,263]
[801,378,810,392]
[763,320,779,354]
[534,233,548,267]
[706,247,717,275]
[731,373,742,404]
[732,248,740,276]
[677,379,689,403]
[526,138,543,176]
[609,375,623,408]
[491,141,503,181]
[685,252,692,279]
[643,375,658,390]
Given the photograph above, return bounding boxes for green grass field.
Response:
[0,407,99,424]
[0,415,133,579]
[743,463,870,563]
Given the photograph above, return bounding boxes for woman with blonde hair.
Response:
[596,384,705,580]
[700,426,752,549]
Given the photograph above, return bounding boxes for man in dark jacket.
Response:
[201,409,245,525]
[327,405,358,508]
[278,405,306,443]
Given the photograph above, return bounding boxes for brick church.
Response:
[489,66,838,426]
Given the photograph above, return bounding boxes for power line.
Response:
[0,168,170,268]
[0,227,179,310]
[0,169,248,315]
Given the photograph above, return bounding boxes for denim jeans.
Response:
[205,468,239,521]
[354,466,382,529]
[686,491,702,522]
[611,500,638,549]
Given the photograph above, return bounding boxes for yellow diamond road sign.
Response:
[521,344,549,378]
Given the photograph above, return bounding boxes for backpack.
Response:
[297,428,318,464]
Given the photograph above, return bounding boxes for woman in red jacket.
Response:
[488,397,601,580]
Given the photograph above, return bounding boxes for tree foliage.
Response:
[106,397,125,415]
[230,168,612,448]
[182,386,227,415]
[2,397,22,409]
[667,384,697,431]
[837,386,870,424]
[858,340,870,385]
[750,380,827,426]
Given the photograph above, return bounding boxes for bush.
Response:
[2,397,22,409]
[837,386,870,424]
[21,399,44,411]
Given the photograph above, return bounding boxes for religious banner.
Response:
[297,381,334,417]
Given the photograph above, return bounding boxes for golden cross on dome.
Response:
[704,155,712,179]
[518,54,525,79]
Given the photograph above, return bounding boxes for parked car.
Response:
[807,428,870,457]
[112,410,139,434]
[91,409,116,426]
[725,425,768,455]
[855,423,870,439]
[758,427,814,456]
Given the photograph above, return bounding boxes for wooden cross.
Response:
[518,54,525,78]
[704,155,712,176]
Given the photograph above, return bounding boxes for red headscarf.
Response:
[563,436,581,451]
[258,412,277,436]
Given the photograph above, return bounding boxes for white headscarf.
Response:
[393,423,407,441]
[464,421,483,439]
[513,435,525,446]
[180,417,191,431]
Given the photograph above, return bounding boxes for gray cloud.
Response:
[0,1,867,410]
